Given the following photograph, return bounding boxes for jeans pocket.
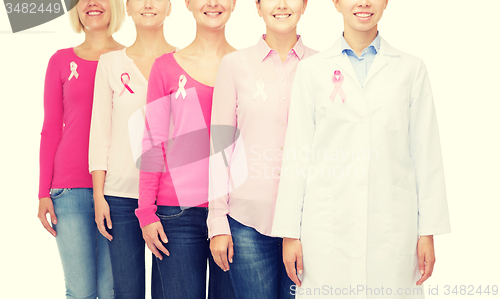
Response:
[50,188,68,200]
[156,206,186,220]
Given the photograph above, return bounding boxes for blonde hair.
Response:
[69,0,125,35]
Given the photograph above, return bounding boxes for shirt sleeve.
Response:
[89,56,113,173]
[207,55,238,238]
[39,52,63,199]
[409,60,451,236]
[136,58,170,228]
[271,62,316,239]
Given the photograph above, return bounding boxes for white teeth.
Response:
[142,13,155,16]
[274,14,290,19]
[205,12,221,16]
[87,11,102,15]
[355,13,372,17]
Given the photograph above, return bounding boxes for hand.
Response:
[210,235,234,271]
[283,237,303,287]
[142,221,169,260]
[416,235,435,285]
[37,197,58,237]
[94,195,113,241]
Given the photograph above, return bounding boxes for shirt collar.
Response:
[341,31,381,56]
[257,34,306,61]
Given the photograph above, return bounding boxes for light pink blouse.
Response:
[208,36,317,238]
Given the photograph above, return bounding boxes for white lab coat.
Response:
[271,37,451,299]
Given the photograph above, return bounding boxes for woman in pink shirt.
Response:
[136,0,236,298]
[208,0,316,298]
[37,0,124,298]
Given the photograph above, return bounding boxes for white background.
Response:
[1,0,499,298]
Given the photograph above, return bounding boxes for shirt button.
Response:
[281,78,285,82]
[281,122,285,126]
[279,147,283,150]
[282,97,286,101]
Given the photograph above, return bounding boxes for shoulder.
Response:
[47,48,73,64]
[300,47,335,68]
[98,49,124,64]
[381,38,426,69]
[221,44,259,65]
[154,52,175,67]
[303,46,319,58]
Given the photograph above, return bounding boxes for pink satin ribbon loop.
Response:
[119,73,134,96]
[330,70,347,103]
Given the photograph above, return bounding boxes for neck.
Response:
[187,24,231,56]
[343,24,378,56]
[81,28,117,50]
[264,29,298,62]
[129,26,171,57]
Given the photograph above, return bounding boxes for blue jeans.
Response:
[228,216,294,299]
[105,196,163,299]
[51,188,114,299]
[155,206,236,299]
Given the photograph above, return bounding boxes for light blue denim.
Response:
[51,188,114,299]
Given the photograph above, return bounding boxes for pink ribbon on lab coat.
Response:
[330,70,347,103]
[119,73,134,96]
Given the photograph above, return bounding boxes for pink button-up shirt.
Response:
[208,36,317,238]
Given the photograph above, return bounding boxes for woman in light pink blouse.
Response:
[137,0,237,298]
[37,0,124,298]
[208,0,317,298]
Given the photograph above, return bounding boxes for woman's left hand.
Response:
[416,235,435,285]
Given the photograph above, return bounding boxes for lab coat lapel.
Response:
[325,38,362,90]
[364,53,387,87]
[337,54,361,90]
[365,37,401,87]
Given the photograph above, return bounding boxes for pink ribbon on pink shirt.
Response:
[330,70,347,103]
[119,73,134,96]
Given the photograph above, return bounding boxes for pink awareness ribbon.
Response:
[119,73,134,96]
[330,70,347,103]
[68,61,79,81]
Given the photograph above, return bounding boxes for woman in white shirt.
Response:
[89,0,175,297]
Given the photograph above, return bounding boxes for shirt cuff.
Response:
[89,165,108,173]
[418,226,451,236]
[270,228,301,239]
[135,205,160,228]
[207,215,231,239]
[38,190,50,199]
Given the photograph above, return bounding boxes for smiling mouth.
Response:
[204,12,222,16]
[141,13,156,17]
[87,10,103,16]
[274,14,291,19]
[354,13,373,18]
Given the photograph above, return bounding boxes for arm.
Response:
[137,58,170,259]
[208,55,238,271]
[409,60,451,285]
[273,62,316,285]
[409,60,451,237]
[38,52,63,236]
[89,58,113,240]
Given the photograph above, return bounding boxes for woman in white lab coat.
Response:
[271,1,451,298]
